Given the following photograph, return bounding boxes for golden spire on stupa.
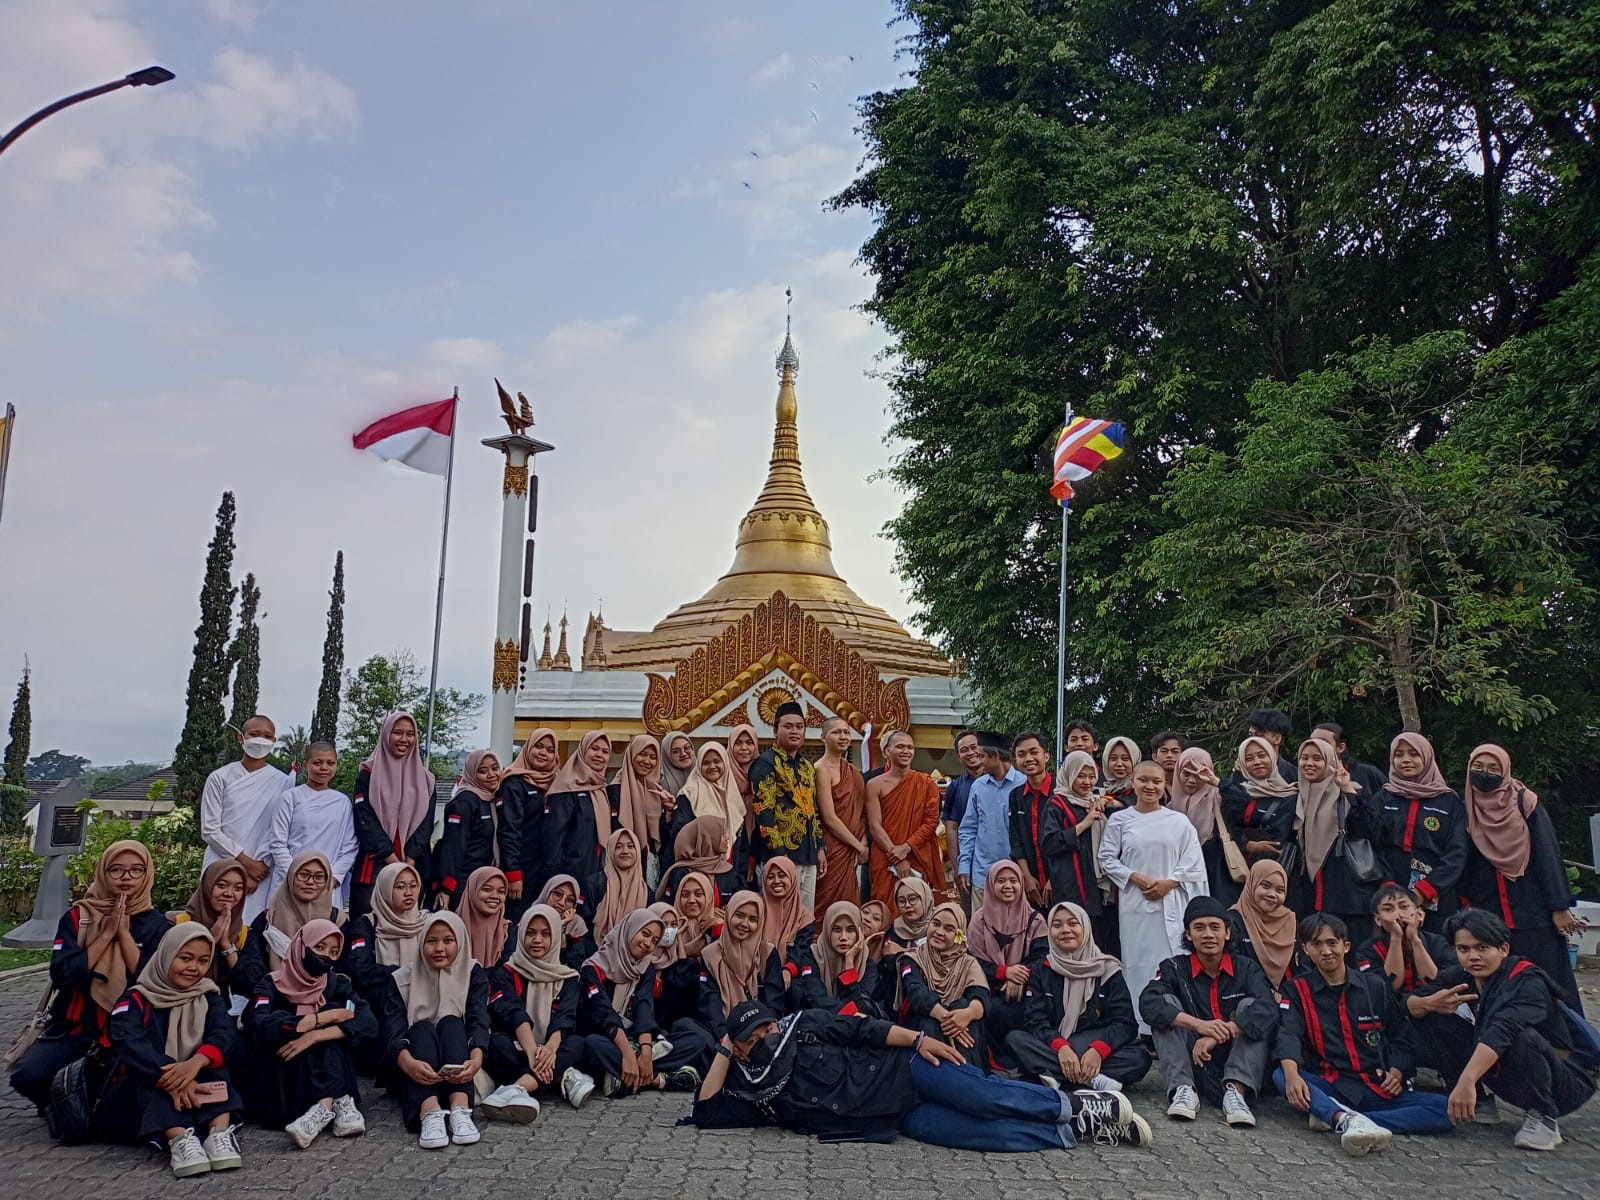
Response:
[600,293,950,677]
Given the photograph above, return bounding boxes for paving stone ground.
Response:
[2,967,1596,1199]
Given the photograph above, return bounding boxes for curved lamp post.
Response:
[0,66,175,159]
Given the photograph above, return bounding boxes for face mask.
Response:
[1469,770,1504,792]
[657,926,679,948]
[744,1030,782,1070]
[301,949,335,978]
[242,736,275,759]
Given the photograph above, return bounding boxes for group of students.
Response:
[7,703,1596,1173]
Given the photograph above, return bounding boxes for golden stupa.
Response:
[588,323,951,677]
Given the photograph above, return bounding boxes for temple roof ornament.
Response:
[551,611,572,671]
[598,310,950,678]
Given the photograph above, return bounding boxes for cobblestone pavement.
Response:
[2,969,1596,1200]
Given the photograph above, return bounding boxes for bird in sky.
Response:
[808,109,818,122]
[742,181,752,189]
[750,150,760,158]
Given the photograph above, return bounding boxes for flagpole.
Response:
[1054,402,1074,772]
[422,387,458,766]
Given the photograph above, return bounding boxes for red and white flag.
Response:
[352,398,456,476]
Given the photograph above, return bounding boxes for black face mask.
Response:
[301,949,336,978]
[1469,770,1505,793]
[744,1030,782,1070]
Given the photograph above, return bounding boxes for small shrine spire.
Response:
[552,609,572,671]
[775,287,799,378]
[536,611,554,671]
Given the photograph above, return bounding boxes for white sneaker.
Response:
[562,1066,596,1109]
[168,1130,211,1178]
[1221,1083,1256,1127]
[202,1124,242,1171]
[448,1105,480,1145]
[482,1083,541,1124]
[331,1095,365,1138]
[1166,1084,1200,1121]
[286,1102,334,1149]
[418,1109,449,1150]
[1338,1113,1392,1156]
[1512,1111,1563,1151]
[1088,1073,1123,1093]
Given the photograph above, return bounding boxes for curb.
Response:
[0,960,49,984]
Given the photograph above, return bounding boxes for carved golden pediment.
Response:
[642,589,911,737]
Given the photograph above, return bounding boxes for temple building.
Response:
[514,322,970,762]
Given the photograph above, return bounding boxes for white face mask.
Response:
[657,926,679,948]
[241,736,275,760]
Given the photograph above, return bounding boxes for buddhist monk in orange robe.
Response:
[814,717,870,919]
[866,731,949,909]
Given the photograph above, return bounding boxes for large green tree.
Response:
[225,572,262,735]
[173,492,237,817]
[310,552,345,745]
[2,664,30,834]
[837,0,1600,760]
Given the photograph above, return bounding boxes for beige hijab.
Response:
[399,911,475,1025]
[614,734,671,852]
[550,731,614,855]
[1231,861,1297,987]
[504,905,577,1041]
[132,923,219,1060]
[681,743,746,838]
[701,891,773,1017]
[500,727,559,791]
[1236,736,1298,798]
[264,850,338,968]
[1043,902,1120,1037]
[670,871,719,959]
[78,839,157,1010]
[370,861,427,967]
[911,901,989,1006]
[593,828,649,941]
[583,908,664,1012]
[726,724,759,802]
[1295,738,1343,879]
[815,902,868,998]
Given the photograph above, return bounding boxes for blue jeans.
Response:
[1272,1068,1452,1135]
[900,1055,1070,1151]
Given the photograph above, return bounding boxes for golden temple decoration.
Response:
[502,463,529,498]
[642,589,913,737]
[492,638,520,692]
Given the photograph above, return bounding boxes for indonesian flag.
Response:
[352,398,456,476]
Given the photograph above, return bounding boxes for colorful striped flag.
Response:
[1050,415,1125,503]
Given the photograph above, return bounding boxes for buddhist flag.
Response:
[0,404,14,527]
[352,398,457,476]
[1050,415,1125,503]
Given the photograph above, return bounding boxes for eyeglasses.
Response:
[106,864,148,879]
[294,871,330,885]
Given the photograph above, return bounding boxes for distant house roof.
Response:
[88,767,179,807]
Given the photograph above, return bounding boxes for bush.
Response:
[0,835,42,921]
[66,804,205,912]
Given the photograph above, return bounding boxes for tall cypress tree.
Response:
[2,664,30,834]
[173,492,237,819]
[226,572,262,738]
[310,552,344,744]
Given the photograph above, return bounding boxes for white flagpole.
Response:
[1054,402,1074,773]
[422,387,458,766]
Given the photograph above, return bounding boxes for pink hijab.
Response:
[360,711,435,845]
[461,866,510,965]
[726,724,759,802]
[1463,744,1537,879]
[269,918,343,1015]
[1386,732,1452,800]
[966,860,1046,967]
[1168,747,1221,841]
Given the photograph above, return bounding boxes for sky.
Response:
[0,0,925,766]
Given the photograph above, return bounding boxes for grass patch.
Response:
[0,922,51,972]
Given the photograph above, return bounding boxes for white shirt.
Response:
[200,760,291,922]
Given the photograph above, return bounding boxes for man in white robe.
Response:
[199,714,291,923]
[1098,762,1209,1033]
[266,740,359,908]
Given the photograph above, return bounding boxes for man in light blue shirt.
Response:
[957,731,1025,908]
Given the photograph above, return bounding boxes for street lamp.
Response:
[0,66,175,159]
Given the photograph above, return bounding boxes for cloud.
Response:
[0,1,357,327]
[425,337,503,372]
[671,120,859,242]
[749,53,793,88]
[200,0,260,30]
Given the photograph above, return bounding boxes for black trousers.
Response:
[1418,1012,1596,1119]
[9,1028,95,1108]
[582,1019,714,1085]
[984,994,1027,1069]
[399,1017,474,1128]
[485,1031,588,1093]
[136,1066,242,1140]
[251,1040,362,1127]
[1005,1029,1153,1087]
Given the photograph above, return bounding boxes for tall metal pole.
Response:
[1054,402,1075,772]
[422,388,458,766]
[0,67,175,159]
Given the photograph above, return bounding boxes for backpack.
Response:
[1508,959,1600,1075]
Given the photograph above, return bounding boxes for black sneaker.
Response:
[1071,1088,1134,1138]
[665,1066,701,1093]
